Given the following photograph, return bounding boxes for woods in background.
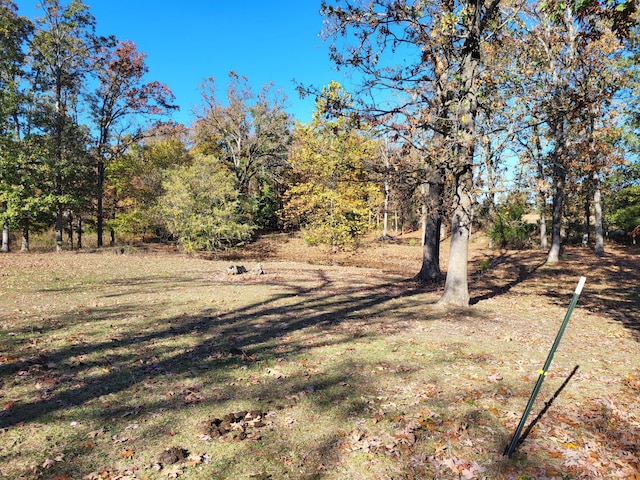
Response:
[1,0,639,306]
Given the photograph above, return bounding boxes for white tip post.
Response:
[575,276,586,295]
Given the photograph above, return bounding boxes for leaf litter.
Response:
[0,235,639,478]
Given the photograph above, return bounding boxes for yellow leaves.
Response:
[283,120,377,248]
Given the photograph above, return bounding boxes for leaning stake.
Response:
[504,276,586,458]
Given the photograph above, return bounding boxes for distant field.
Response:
[1,234,638,479]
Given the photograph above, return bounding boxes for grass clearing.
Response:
[1,233,639,479]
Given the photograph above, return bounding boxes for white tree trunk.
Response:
[1,223,9,252]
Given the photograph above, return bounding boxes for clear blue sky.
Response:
[16,0,352,125]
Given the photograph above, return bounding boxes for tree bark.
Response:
[1,223,9,252]
[582,188,591,247]
[97,160,105,247]
[382,151,390,238]
[55,208,63,252]
[415,168,443,281]
[77,216,83,249]
[536,149,548,250]
[593,170,604,256]
[539,208,548,250]
[21,226,29,252]
[439,165,473,306]
[437,1,481,307]
[66,211,74,249]
[547,160,566,263]
[547,116,567,263]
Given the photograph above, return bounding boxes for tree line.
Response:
[1,0,639,307]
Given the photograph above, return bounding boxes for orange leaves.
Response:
[0,354,16,364]
[119,448,135,459]
[623,373,640,391]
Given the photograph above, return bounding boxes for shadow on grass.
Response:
[468,245,640,340]
[2,250,638,478]
[469,250,547,305]
[539,246,640,339]
[0,270,432,430]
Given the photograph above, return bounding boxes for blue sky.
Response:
[16,0,352,125]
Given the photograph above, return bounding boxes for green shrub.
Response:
[488,200,533,249]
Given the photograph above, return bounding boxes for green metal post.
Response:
[504,276,586,458]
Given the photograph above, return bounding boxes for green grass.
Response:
[0,244,639,479]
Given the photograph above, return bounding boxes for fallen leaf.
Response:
[164,465,183,478]
[86,428,106,438]
[119,448,135,458]
[112,434,129,443]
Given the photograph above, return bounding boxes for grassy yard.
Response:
[0,233,639,479]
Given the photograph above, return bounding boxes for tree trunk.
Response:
[539,209,548,250]
[481,135,497,250]
[547,161,565,263]
[547,118,567,263]
[383,175,390,238]
[55,71,64,253]
[582,189,591,247]
[97,160,105,247]
[593,170,604,256]
[537,157,548,250]
[439,166,473,306]
[21,226,29,252]
[77,216,83,249]
[55,208,63,252]
[67,211,74,250]
[415,168,443,281]
[438,4,480,307]
[1,223,9,252]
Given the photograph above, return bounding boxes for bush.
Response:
[488,201,533,249]
[158,155,254,252]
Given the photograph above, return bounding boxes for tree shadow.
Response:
[539,246,640,339]
[469,250,547,305]
[3,247,637,477]
[0,269,438,431]
[467,245,640,340]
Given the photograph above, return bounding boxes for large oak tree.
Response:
[321,0,506,306]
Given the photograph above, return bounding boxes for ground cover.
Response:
[0,233,638,479]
